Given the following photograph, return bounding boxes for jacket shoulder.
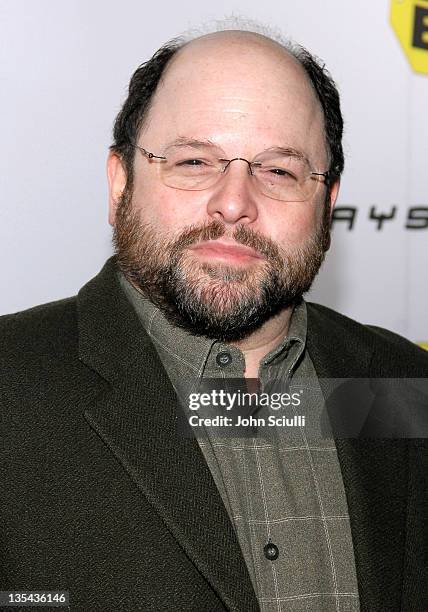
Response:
[306,301,428,375]
[0,296,79,375]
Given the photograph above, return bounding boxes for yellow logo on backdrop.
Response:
[391,0,428,74]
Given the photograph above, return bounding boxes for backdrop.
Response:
[1,0,427,343]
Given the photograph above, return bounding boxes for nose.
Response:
[205,158,259,225]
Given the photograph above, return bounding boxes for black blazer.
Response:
[1,257,427,611]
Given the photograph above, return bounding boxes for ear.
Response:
[323,178,340,252]
[326,178,340,221]
[107,152,127,226]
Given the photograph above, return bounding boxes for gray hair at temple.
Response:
[110,18,345,194]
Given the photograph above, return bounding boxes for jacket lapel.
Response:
[78,257,259,612]
[306,303,409,611]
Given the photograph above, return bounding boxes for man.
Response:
[1,28,427,612]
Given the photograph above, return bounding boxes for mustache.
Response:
[170,219,283,263]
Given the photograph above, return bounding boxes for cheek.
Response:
[131,177,210,231]
[259,202,323,246]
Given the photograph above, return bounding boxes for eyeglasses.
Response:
[132,143,331,203]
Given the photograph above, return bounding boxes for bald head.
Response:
[171,29,299,64]
[172,29,312,78]
[158,29,324,140]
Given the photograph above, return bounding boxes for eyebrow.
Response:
[162,138,309,162]
[261,146,309,162]
[164,137,221,151]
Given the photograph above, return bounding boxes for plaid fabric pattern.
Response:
[119,272,360,611]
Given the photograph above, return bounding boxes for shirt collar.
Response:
[118,269,307,373]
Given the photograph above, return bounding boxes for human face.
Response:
[108,32,339,341]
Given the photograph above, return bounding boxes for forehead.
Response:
[141,32,327,162]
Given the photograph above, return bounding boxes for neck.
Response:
[230,306,293,378]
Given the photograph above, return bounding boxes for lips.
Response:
[188,240,264,262]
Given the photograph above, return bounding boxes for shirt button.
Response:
[264,541,279,561]
[216,351,232,367]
